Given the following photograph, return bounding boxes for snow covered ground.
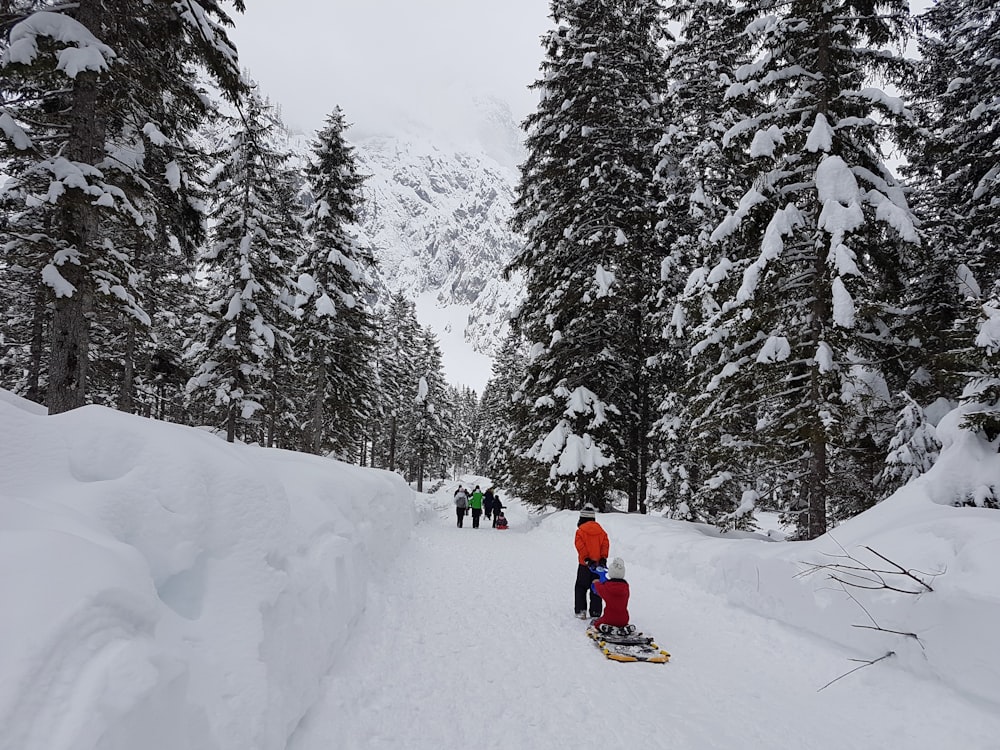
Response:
[2,389,999,749]
[287,485,1000,750]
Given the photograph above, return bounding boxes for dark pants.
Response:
[575,564,602,617]
[471,508,482,528]
[456,507,466,527]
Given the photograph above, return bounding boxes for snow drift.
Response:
[0,393,414,750]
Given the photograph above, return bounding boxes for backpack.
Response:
[455,490,469,508]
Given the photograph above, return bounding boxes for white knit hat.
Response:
[608,557,626,580]
[579,503,597,519]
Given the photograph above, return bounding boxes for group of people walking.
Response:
[574,503,630,629]
[453,485,507,529]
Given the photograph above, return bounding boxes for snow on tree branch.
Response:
[3,11,115,77]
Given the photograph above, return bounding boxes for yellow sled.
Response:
[587,625,670,664]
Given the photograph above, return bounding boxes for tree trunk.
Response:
[25,288,47,405]
[311,361,326,454]
[46,0,105,414]
[118,320,136,413]
[637,376,650,514]
[266,397,275,448]
[48,260,94,413]
[388,412,397,471]
[807,426,829,539]
[226,315,250,443]
[226,401,237,443]
[416,428,425,492]
[627,423,639,513]
[806,230,830,539]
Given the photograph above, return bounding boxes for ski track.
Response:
[288,493,1000,750]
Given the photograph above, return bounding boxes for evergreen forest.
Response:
[2,0,998,538]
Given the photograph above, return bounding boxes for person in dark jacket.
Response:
[591,557,629,628]
[574,503,609,619]
[490,492,503,527]
[483,487,497,520]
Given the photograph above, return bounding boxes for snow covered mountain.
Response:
[286,97,526,383]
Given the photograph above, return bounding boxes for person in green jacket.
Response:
[469,485,485,528]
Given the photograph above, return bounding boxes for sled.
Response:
[586,624,670,664]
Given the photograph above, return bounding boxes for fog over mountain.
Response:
[285,96,526,390]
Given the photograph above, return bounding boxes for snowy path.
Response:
[287,491,1000,750]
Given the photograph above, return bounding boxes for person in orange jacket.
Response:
[574,503,609,619]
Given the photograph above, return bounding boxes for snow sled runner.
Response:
[586,624,670,664]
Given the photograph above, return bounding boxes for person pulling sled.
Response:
[574,503,609,619]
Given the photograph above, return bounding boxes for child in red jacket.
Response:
[591,557,629,628]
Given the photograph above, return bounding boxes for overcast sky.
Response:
[226,1,552,139]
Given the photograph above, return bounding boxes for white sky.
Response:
[226,0,551,138]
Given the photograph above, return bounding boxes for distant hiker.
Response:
[494,506,508,530]
[483,487,497,520]
[574,503,609,619]
[454,486,470,528]
[469,485,485,528]
[591,557,629,628]
[491,492,504,527]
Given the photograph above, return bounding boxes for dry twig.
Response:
[818,651,895,692]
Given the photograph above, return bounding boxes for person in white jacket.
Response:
[454,486,470,528]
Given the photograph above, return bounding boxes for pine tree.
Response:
[369,293,423,471]
[186,88,298,443]
[296,107,378,456]
[0,1,245,412]
[477,330,528,483]
[0,134,53,403]
[449,385,480,476]
[683,0,919,538]
[906,0,1000,441]
[405,327,453,490]
[508,0,671,510]
[875,392,941,499]
[647,0,758,518]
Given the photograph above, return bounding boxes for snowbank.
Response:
[0,387,47,415]
[0,394,415,750]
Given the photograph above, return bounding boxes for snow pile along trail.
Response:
[287,482,1000,750]
[0,397,415,750]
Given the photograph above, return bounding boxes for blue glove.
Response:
[590,567,608,594]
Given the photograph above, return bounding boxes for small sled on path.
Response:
[586,623,670,664]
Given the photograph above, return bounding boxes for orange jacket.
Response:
[575,520,609,565]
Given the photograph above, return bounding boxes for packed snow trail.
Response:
[287,485,1000,750]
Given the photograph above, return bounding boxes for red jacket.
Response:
[575,520,609,565]
[592,579,630,627]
